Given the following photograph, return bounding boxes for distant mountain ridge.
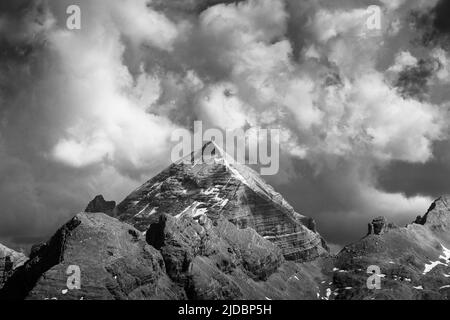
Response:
[331,196,450,300]
[0,143,450,300]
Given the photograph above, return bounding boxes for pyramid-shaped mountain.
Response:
[116,141,328,261]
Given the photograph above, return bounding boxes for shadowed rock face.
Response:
[0,213,185,300]
[145,212,324,300]
[85,195,116,216]
[116,142,328,262]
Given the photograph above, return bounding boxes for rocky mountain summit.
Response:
[116,142,328,261]
[0,143,450,300]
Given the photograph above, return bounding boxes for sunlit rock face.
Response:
[416,196,450,237]
[116,142,329,262]
[0,244,27,290]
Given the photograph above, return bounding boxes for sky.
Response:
[1,0,450,252]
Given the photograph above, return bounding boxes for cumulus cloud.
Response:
[431,47,450,83]
[388,51,418,72]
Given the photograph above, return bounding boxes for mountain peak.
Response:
[116,143,328,262]
[415,196,450,231]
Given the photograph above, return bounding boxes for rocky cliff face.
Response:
[0,212,186,300]
[116,142,328,262]
[0,211,325,300]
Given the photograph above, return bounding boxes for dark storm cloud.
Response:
[395,58,439,101]
[378,140,450,199]
[0,0,33,13]
[269,154,429,246]
[151,0,247,14]
[411,0,450,47]
[432,0,450,34]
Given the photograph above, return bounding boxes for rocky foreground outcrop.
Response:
[117,142,328,262]
[0,211,324,300]
[0,212,184,300]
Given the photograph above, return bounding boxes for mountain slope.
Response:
[0,212,326,300]
[116,141,328,262]
[0,212,186,300]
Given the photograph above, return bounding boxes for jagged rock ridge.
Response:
[116,141,328,262]
[330,196,450,300]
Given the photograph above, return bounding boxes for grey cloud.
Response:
[378,139,450,198]
[411,0,450,48]
[151,0,247,14]
[395,58,438,101]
